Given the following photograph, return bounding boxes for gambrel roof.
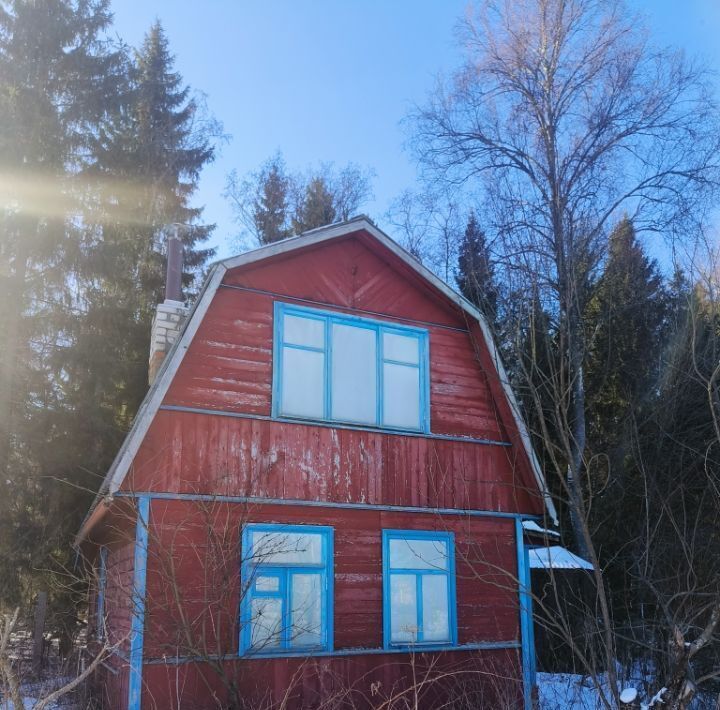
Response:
[77,216,557,543]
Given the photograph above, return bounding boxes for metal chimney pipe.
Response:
[165,225,184,302]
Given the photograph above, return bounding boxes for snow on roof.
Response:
[528,545,593,570]
[522,520,560,537]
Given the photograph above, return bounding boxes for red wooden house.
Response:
[77,217,557,710]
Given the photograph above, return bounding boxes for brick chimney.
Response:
[149,226,189,385]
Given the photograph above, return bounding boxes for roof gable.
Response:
[223,232,467,328]
[77,217,557,543]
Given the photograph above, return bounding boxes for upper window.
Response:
[240,524,333,655]
[273,303,429,432]
[382,530,457,648]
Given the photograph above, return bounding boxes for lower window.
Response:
[382,530,457,648]
[240,524,333,655]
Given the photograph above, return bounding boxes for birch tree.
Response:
[411,0,720,702]
[412,0,720,570]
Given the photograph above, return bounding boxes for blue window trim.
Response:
[96,546,108,641]
[381,529,457,650]
[239,523,334,657]
[272,301,431,434]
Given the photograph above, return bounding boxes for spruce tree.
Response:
[252,154,292,244]
[69,19,217,503]
[583,218,668,650]
[292,176,336,233]
[0,3,216,635]
[227,155,373,244]
[584,217,667,451]
[0,0,122,607]
[456,212,498,323]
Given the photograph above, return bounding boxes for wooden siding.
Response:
[100,539,135,655]
[94,229,545,708]
[89,539,134,710]
[222,234,467,328]
[141,233,544,514]
[141,649,522,710]
[135,498,521,709]
[163,236,509,443]
[124,409,542,514]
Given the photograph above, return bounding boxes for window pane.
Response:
[331,323,377,424]
[383,332,419,364]
[389,537,449,570]
[383,363,420,429]
[250,597,282,649]
[283,314,324,348]
[281,347,324,418]
[255,575,280,593]
[422,575,450,642]
[251,531,323,565]
[290,573,322,647]
[390,574,418,643]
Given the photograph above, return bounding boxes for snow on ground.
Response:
[538,672,607,709]
[538,671,715,709]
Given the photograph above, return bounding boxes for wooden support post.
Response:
[128,495,150,710]
[32,591,47,673]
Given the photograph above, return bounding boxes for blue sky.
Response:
[111,0,720,259]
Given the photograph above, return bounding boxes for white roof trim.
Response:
[79,216,557,541]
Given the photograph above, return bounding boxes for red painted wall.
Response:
[141,649,522,710]
[163,235,509,443]
[95,229,544,708]
[88,537,135,710]
[124,232,544,516]
[136,498,522,709]
[125,409,538,513]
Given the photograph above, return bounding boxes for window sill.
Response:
[274,413,428,437]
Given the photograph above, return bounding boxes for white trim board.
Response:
[77,216,557,544]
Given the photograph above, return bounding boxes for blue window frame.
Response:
[240,524,334,656]
[382,530,457,649]
[96,546,108,640]
[272,302,430,433]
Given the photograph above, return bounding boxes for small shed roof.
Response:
[528,546,593,570]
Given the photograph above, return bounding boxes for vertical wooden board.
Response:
[123,412,169,491]
[450,443,466,510]
[223,234,465,328]
[327,428,341,502]
[124,410,541,516]
[265,421,285,500]
[214,414,230,494]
